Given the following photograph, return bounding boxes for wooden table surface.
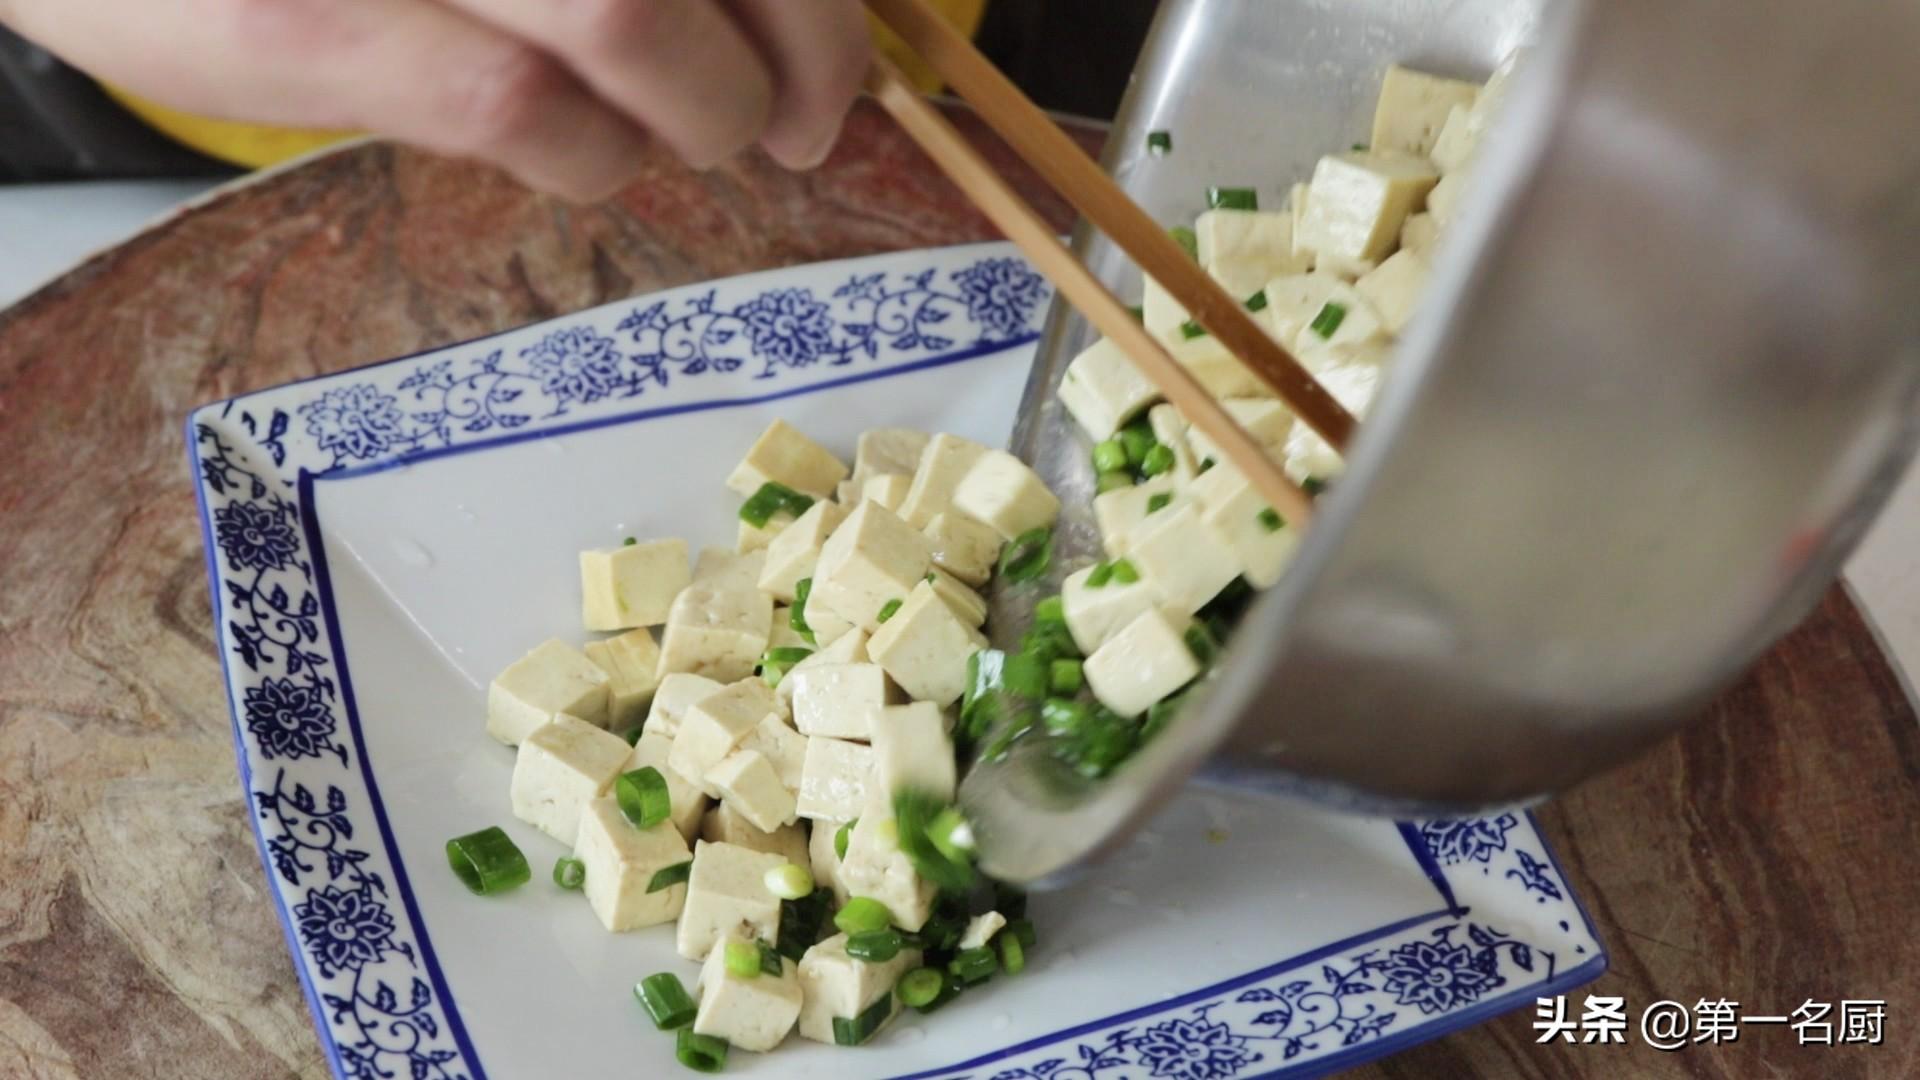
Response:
[2,101,1916,1079]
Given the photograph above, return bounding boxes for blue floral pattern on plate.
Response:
[188,243,1602,1080]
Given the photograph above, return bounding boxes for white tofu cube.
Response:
[789,662,893,740]
[580,539,690,631]
[758,500,846,603]
[1062,564,1165,655]
[837,802,937,931]
[1092,474,1179,558]
[1310,251,1380,282]
[1296,151,1441,263]
[1166,331,1270,399]
[676,840,787,961]
[1195,208,1313,298]
[693,546,765,587]
[1263,273,1386,354]
[866,581,987,706]
[573,795,692,932]
[1355,250,1429,336]
[1126,501,1242,614]
[795,736,874,823]
[644,672,722,737]
[657,573,773,684]
[1283,344,1389,481]
[958,912,1007,950]
[870,702,955,801]
[735,514,791,554]
[1288,181,1313,257]
[1371,64,1481,158]
[738,714,807,792]
[796,933,921,1044]
[510,714,634,845]
[1084,607,1203,718]
[1146,404,1199,489]
[922,511,1003,587]
[928,567,987,628]
[951,449,1061,541]
[627,728,710,842]
[1140,273,1189,339]
[694,933,803,1052]
[1427,169,1467,230]
[1184,398,1294,469]
[1189,462,1302,589]
[487,639,610,745]
[810,500,933,632]
[1399,212,1441,257]
[701,801,810,869]
[705,750,797,832]
[1057,337,1160,440]
[808,819,849,906]
[583,629,662,732]
[725,418,848,499]
[851,428,931,490]
[670,680,781,797]
[861,473,911,512]
[897,433,991,528]
[776,628,869,712]
[1429,104,1477,174]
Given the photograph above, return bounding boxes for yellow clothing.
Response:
[105,0,988,170]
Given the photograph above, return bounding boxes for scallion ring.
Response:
[646,859,692,893]
[445,827,530,896]
[997,527,1053,584]
[635,972,697,1030]
[675,1028,729,1072]
[615,766,671,830]
[552,856,586,890]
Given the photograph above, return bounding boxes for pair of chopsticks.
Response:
[861,0,1355,525]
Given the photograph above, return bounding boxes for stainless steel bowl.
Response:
[966,0,1920,885]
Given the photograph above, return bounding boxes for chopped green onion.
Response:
[892,790,977,892]
[949,946,998,984]
[1258,508,1283,532]
[876,598,903,624]
[962,649,1005,726]
[636,972,698,1030]
[1022,618,1079,660]
[1049,658,1084,695]
[1198,456,1216,474]
[764,862,814,900]
[1351,142,1369,152]
[1096,469,1134,494]
[1244,289,1269,312]
[760,940,785,977]
[1178,319,1208,340]
[1042,697,1091,736]
[1169,225,1199,260]
[1308,301,1348,339]
[758,645,813,687]
[1007,917,1038,948]
[1118,420,1156,466]
[897,967,947,1009]
[623,726,643,745]
[926,806,975,865]
[623,536,638,546]
[724,939,762,978]
[777,891,830,960]
[1034,595,1066,624]
[846,928,905,963]
[676,1028,729,1072]
[1185,622,1220,666]
[926,571,938,583]
[1140,444,1175,477]
[552,856,586,890]
[1146,492,1172,514]
[647,859,692,893]
[1001,651,1050,698]
[999,933,1027,975]
[615,766,672,830]
[1092,438,1129,474]
[1086,562,1114,588]
[1127,304,1145,321]
[834,819,856,861]
[832,993,895,1047]
[445,827,530,896]
[1066,708,1139,778]
[790,577,817,644]
[835,897,893,935]
[740,481,814,528]
[1207,185,1258,211]
[1109,558,1139,584]
[1303,475,1329,496]
[1144,691,1186,743]
[1146,130,1172,155]
[998,527,1053,583]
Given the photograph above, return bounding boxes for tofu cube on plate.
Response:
[487,638,610,745]
[797,932,921,1045]
[676,839,787,961]
[795,735,874,823]
[573,795,692,932]
[725,418,848,499]
[579,538,689,631]
[694,932,803,1052]
[510,714,634,845]
[866,580,987,706]
[1084,607,1204,719]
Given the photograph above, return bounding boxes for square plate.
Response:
[189,241,1604,1080]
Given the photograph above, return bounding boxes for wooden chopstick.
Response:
[865,0,1356,454]
[864,58,1315,525]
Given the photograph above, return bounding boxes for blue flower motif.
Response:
[300,384,404,462]
[738,288,835,367]
[245,677,335,760]
[213,500,300,573]
[522,326,624,404]
[954,257,1046,339]
[1379,938,1501,1015]
[1420,813,1517,865]
[295,884,395,978]
[1131,1017,1260,1080]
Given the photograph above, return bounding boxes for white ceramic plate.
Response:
[189,242,1604,1080]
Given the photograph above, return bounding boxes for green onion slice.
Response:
[758,645,813,687]
[1303,475,1329,496]
[835,896,893,935]
[790,577,817,644]
[1140,444,1175,477]
[1007,917,1038,948]
[1109,559,1139,585]
[1169,225,1199,260]
[777,892,830,961]
[1198,456,1216,474]
[1034,595,1066,624]
[764,862,813,900]
[552,856,586,890]
[1146,492,1172,514]
[445,827,530,896]
[1096,469,1134,494]
[999,933,1027,975]
[647,859,692,893]
[760,940,784,977]
[876,598,903,624]
[998,527,1053,584]
[892,790,977,893]
[1258,507,1283,532]
[1207,185,1258,211]
[949,946,998,984]
[1000,651,1050,699]
[676,1028,729,1072]
[897,967,947,1009]
[1308,301,1348,339]
[1049,658,1085,695]
[1091,438,1129,474]
[834,819,856,861]
[832,993,895,1047]
[1244,289,1269,312]
[623,536,638,546]
[1118,420,1155,466]
[724,939,762,979]
[636,972,698,1030]
[1178,319,1208,340]
[1185,622,1220,666]
[1086,561,1114,589]
[846,928,905,963]
[1146,130,1172,155]
[739,481,813,528]
[615,766,672,830]
[1042,697,1090,736]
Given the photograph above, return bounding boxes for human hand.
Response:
[0,0,872,199]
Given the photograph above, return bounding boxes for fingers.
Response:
[724,0,871,169]
[442,0,774,169]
